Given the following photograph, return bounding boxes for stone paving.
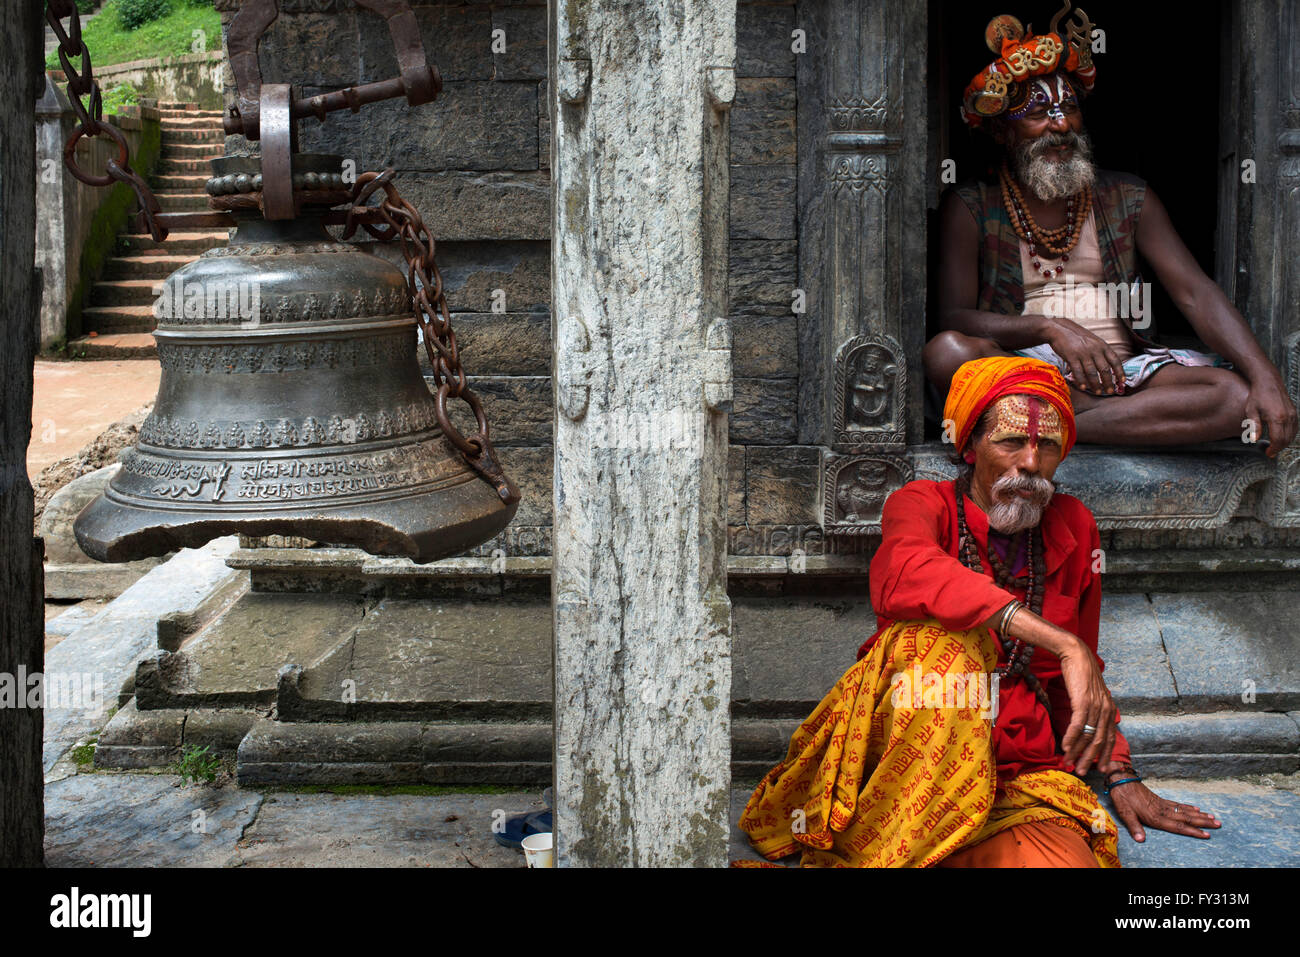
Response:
[44,772,535,868]
[42,770,1300,867]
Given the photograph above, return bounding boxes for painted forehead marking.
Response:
[1008,75,1076,118]
[988,394,1066,445]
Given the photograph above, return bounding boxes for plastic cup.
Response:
[521,832,554,868]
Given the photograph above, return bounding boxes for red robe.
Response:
[862,478,1133,781]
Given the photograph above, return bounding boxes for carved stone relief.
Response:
[833,335,905,449]
[823,452,912,535]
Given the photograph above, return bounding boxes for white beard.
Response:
[1013,131,1097,202]
[987,473,1056,533]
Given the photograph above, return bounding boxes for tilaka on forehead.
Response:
[988,394,1066,446]
[1007,75,1076,120]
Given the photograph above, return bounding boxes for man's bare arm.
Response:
[936,192,1056,347]
[981,602,1116,776]
[1136,187,1298,452]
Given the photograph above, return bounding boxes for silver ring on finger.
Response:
[1082,724,1097,735]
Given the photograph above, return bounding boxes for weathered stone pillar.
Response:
[811,0,928,537]
[549,0,735,866]
[1238,0,1300,526]
[35,77,73,351]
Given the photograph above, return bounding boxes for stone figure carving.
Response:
[845,345,899,427]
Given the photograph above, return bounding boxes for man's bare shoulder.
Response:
[1094,168,1147,190]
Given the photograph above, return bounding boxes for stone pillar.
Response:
[813,0,927,536]
[549,0,735,866]
[35,77,73,351]
[1241,0,1300,526]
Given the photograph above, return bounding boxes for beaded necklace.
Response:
[955,473,1053,710]
[999,162,1092,280]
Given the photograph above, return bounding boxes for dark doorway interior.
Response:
[927,0,1225,350]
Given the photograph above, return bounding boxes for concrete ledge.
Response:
[1127,753,1300,777]
[90,709,1300,782]
[236,719,554,786]
[42,536,241,772]
[43,561,161,600]
[95,700,264,770]
[228,545,869,585]
[1120,712,1300,754]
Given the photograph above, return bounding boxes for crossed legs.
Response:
[924,331,1252,446]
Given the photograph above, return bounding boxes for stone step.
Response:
[91,279,159,306]
[65,331,157,357]
[159,117,224,130]
[101,253,196,280]
[153,191,215,212]
[119,230,228,254]
[86,573,1300,783]
[156,157,216,176]
[184,710,1300,786]
[151,173,210,191]
[80,305,158,334]
[159,108,223,118]
[160,143,223,160]
[159,101,201,111]
[162,127,224,145]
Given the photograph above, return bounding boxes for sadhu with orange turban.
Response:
[736,357,1219,867]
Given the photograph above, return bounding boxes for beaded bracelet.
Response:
[1104,775,1142,796]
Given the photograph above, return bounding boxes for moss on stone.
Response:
[65,110,162,340]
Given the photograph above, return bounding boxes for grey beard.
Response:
[987,473,1056,534]
[1013,130,1096,202]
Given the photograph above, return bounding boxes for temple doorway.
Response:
[927,0,1228,350]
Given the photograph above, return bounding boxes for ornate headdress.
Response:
[960,1,1098,128]
[944,356,1077,459]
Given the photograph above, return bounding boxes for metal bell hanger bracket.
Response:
[44,0,519,508]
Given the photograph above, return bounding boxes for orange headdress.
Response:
[960,3,1098,128]
[943,356,1077,458]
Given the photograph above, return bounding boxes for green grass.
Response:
[173,743,222,785]
[71,741,97,767]
[99,82,139,115]
[46,0,221,71]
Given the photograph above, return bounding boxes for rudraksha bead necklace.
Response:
[999,162,1092,280]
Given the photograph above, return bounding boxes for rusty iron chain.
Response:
[343,169,519,507]
[45,0,167,241]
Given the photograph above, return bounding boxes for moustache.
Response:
[1025,130,1083,156]
[991,473,1055,506]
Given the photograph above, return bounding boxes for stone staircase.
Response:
[74,101,227,356]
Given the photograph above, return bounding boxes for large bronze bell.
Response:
[74,153,518,564]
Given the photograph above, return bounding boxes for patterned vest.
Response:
[953,169,1149,340]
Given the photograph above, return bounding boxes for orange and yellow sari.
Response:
[737,619,1120,868]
